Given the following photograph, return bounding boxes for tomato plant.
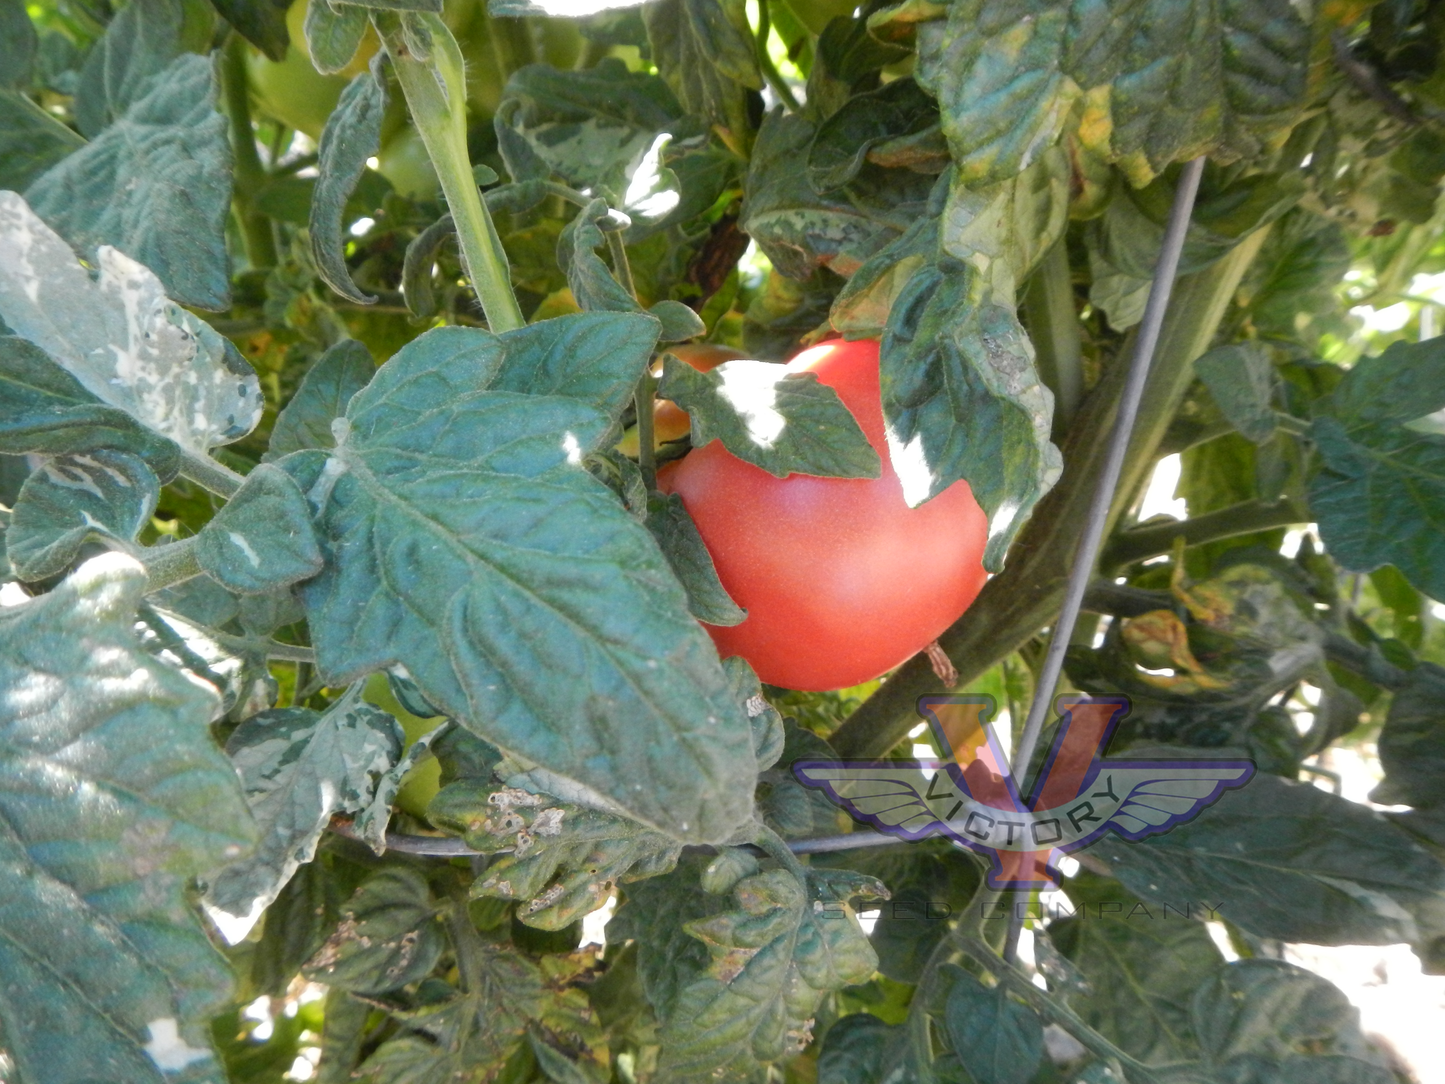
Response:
[4,0,1445,1082]
[666,339,990,690]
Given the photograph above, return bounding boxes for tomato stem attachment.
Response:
[378,13,525,333]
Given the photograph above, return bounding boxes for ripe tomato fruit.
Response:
[663,339,989,691]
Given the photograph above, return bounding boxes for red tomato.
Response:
[663,339,989,691]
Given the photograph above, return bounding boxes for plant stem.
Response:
[606,228,637,301]
[753,824,808,880]
[828,227,1270,760]
[1102,497,1308,569]
[179,451,246,498]
[635,370,658,490]
[754,0,801,112]
[1024,239,1083,435]
[219,32,278,270]
[381,14,525,333]
[140,537,204,592]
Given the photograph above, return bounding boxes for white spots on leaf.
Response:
[228,531,261,568]
[142,1018,211,1071]
[562,430,582,465]
[624,133,681,221]
[0,193,263,455]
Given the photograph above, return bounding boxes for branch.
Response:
[139,537,203,592]
[178,450,246,498]
[1101,498,1308,569]
[828,229,1272,759]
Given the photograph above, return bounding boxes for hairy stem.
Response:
[220,33,278,270]
[1024,239,1083,435]
[178,451,246,498]
[382,14,525,332]
[140,537,204,593]
[829,229,1270,759]
[1102,497,1308,569]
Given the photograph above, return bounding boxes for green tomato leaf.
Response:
[0,0,37,88]
[429,780,684,929]
[295,316,758,843]
[915,0,1309,187]
[1195,342,1278,445]
[561,196,642,313]
[0,553,255,1084]
[72,0,215,138]
[742,108,930,281]
[205,687,405,926]
[267,339,376,461]
[303,0,368,73]
[941,146,1070,300]
[1088,770,1445,952]
[808,78,939,193]
[194,463,324,594]
[26,52,235,311]
[658,354,881,479]
[854,843,981,984]
[0,335,181,471]
[1191,959,1379,1065]
[644,0,760,132]
[311,67,387,305]
[7,448,159,580]
[942,967,1044,1084]
[0,89,86,190]
[818,1013,906,1084]
[353,718,448,851]
[302,868,445,994]
[880,260,1060,568]
[354,946,544,1081]
[658,867,881,1080]
[723,655,784,771]
[1308,337,1445,601]
[496,58,684,198]
[831,215,940,341]
[213,0,291,61]
[332,0,441,12]
[650,298,706,342]
[645,491,746,626]
[609,857,716,1018]
[1050,870,1222,1064]
[0,192,263,457]
[1372,662,1445,809]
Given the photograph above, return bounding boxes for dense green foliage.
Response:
[2,0,1445,1081]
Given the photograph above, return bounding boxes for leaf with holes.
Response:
[303,867,445,994]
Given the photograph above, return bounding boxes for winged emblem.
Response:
[793,696,1254,888]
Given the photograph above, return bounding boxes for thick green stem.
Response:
[1024,239,1083,435]
[1102,497,1307,569]
[220,33,278,270]
[179,451,245,498]
[485,10,536,78]
[829,229,1269,759]
[382,15,525,332]
[140,537,204,593]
